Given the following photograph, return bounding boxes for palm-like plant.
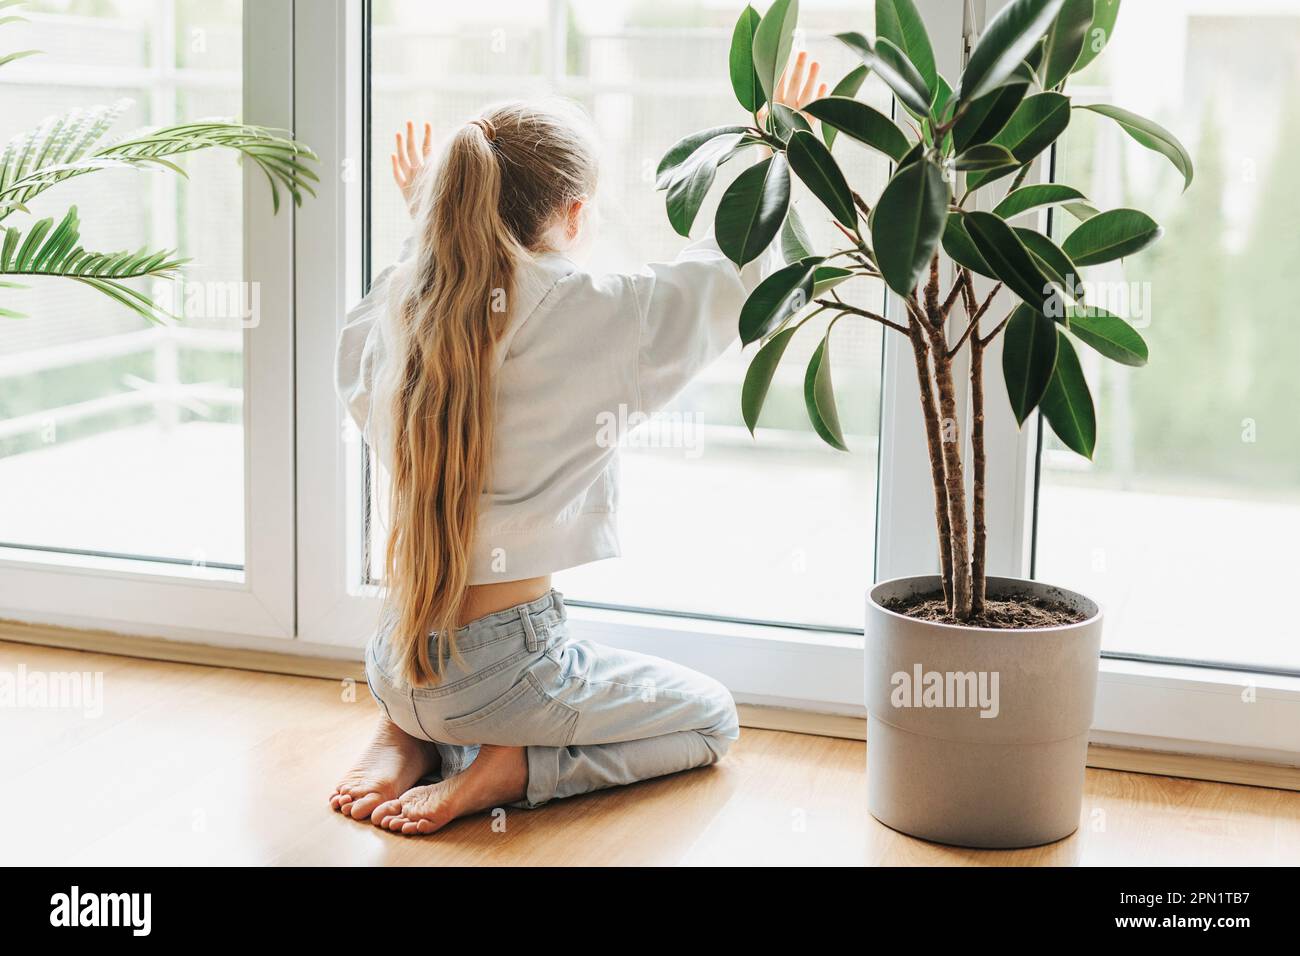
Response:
[0,3,317,322]
[658,0,1191,621]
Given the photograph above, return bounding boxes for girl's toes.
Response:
[348,793,383,819]
[371,799,401,826]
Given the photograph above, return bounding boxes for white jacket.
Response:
[335,232,779,584]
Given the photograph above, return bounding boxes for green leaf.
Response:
[1041,0,1094,89]
[1039,330,1096,457]
[804,97,910,161]
[1072,0,1120,75]
[781,204,815,263]
[769,103,812,141]
[955,143,1018,172]
[836,31,931,117]
[715,153,792,266]
[963,210,1061,315]
[959,0,1066,102]
[664,134,746,237]
[753,0,799,105]
[1067,306,1147,366]
[1063,200,1100,221]
[743,325,799,434]
[943,213,995,278]
[812,265,853,297]
[804,333,848,451]
[1078,103,1194,190]
[993,182,1088,219]
[1060,207,1161,266]
[739,256,823,345]
[1014,226,1080,308]
[966,92,1071,190]
[873,159,949,296]
[821,65,870,149]
[786,129,856,227]
[655,125,750,189]
[730,6,767,113]
[0,49,38,70]
[875,0,937,93]
[952,81,1027,152]
[1002,303,1059,424]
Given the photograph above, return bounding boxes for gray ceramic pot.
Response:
[865,574,1103,849]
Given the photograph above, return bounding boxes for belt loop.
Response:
[551,589,564,618]
[519,605,540,651]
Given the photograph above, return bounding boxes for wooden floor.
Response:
[3,639,1298,866]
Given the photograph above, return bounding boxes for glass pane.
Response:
[0,0,245,570]
[366,0,886,629]
[1035,0,1300,671]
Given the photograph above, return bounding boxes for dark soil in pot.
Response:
[884,591,1087,629]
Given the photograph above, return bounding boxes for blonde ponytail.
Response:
[384,102,597,686]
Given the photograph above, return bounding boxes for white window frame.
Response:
[0,0,297,643]
[3,0,1298,763]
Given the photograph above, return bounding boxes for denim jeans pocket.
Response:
[439,670,578,747]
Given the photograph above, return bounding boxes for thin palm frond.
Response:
[0,206,188,323]
[0,105,320,218]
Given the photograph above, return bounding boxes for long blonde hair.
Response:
[384,101,597,686]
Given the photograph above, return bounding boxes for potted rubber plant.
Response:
[655,0,1191,847]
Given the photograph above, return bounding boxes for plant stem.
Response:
[814,299,908,334]
[948,280,1003,358]
[962,280,988,616]
[925,264,972,618]
[907,313,955,610]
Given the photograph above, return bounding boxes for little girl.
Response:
[330,55,828,834]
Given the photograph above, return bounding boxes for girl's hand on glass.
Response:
[757,51,829,132]
[391,120,431,215]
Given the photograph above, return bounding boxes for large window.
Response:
[1034,0,1300,674]
[0,0,246,570]
[365,0,887,629]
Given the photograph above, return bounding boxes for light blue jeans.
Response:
[365,590,740,808]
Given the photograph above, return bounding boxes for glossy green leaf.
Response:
[1062,200,1100,221]
[770,103,813,141]
[952,81,1027,152]
[1041,0,1094,89]
[739,256,823,345]
[729,6,767,113]
[804,97,911,161]
[943,213,996,278]
[955,143,1018,171]
[786,129,856,226]
[812,265,854,297]
[781,204,815,264]
[1079,103,1194,190]
[966,92,1071,190]
[804,333,848,450]
[821,65,870,149]
[963,210,1062,315]
[1039,330,1096,457]
[959,0,1066,102]
[993,183,1087,219]
[753,0,799,105]
[1060,207,1161,266]
[875,0,937,93]
[1002,303,1059,424]
[1072,0,1120,75]
[836,31,931,117]
[873,159,949,296]
[664,134,745,236]
[655,125,750,189]
[742,325,799,434]
[715,154,792,266]
[1014,226,1081,310]
[1068,306,1147,366]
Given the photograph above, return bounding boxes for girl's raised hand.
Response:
[759,50,829,128]
[391,120,432,214]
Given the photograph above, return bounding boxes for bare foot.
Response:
[373,744,528,835]
[329,716,440,822]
